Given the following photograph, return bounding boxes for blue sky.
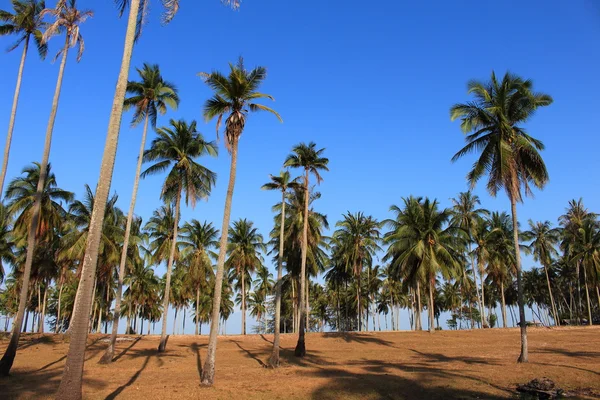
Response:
[1,0,599,334]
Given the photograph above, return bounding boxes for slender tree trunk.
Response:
[172,308,178,335]
[541,263,559,326]
[37,284,42,333]
[0,36,71,376]
[158,187,181,351]
[126,309,131,335]
[195,287,200,335]
[241,269,246,335]
[201,136,239,386]
[56,280,64,333]
[269,191,287,367]
[428,277,435,333]
[294,170,310,357]
[576,260,582,324]
[356,266,361,332]
[416,281,422,331]
[100,112,150,363]
[305,275,309,331]
[56,3,140,396]
[468,243,484,329]
[596,286,600,316]
[479,263,487,327]
[500,281,507,328]
[390,291,395,331]
[97,305,103,334]
[0,35,30,197]
[39,285,48,334]
[583,267,592,326]
[292,280,296,333]
[511,196,528,363]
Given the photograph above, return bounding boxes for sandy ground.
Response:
[1,326,599,399]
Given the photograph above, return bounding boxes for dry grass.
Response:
[1,326,599,399]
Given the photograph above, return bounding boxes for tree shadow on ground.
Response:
[190,342,205,383]
[321,332,397,347]
[112,336,142,362]
[307,366,509,400]
[532,347,600,359]
[35,337,106,372]
[104,355,151,400]
[409,349,500,365]
[229,339,267,368]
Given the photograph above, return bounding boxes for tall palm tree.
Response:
[284,142,329,356]
[262,170,300,366]
[450,191,488,328]
[0,0,47,196]
[451,71,552,362]
[522,220,561,325]
[225,219,265,335]
[200,57,281,385]
[179,220,219,335]
[0,0,90,376]
[0,204,16,284]
[100,63,179,363]
[142,118,216,351]
[333,212,382,331]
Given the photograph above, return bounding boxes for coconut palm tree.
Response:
[522,220,561,325]
[200,57,281,385]
[100,63,178,363]
[283,142,329,356]
[451,71,552,362]
[570,218,600,325]
[262,170,300,366]
[0,204,16,284]
[333,212,382,331]
[142,118,216,351]
[0,0,48,197]
[179,220,219,335]
[225,219,265,335]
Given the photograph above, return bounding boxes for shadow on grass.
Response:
[409,349,499,365]
[104,355,151,400]
[229,339,267,368]
[190,342,205,383]
[35,337,105,372]
[532,347,600,359]
[0,367,107,398]
[321,332,397,347]
[112,336,142,362]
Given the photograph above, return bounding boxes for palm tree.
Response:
[200,57,281,385]
[179,220,219,335]
[0,204,16,284]
[100,63,179,363]
[225,219,265,335]
[522,220,561,325]
[333,212,382,331]
[570,218,600,325]
[142,118,216,351]
[262,170,300,366]
[0,0,47,196]
[284,142,329,356]
[451,71,552,362]
[450,191,488,328]
[0,162,72,375]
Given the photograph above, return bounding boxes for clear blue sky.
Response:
[1,0,599,333]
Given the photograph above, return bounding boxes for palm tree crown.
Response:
[0,0,47,57]
[41,0,93,62]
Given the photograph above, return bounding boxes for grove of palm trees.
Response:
[0,1,599,399]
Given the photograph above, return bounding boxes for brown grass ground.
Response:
[1,326,599,399]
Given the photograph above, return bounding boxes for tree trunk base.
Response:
[158,335,169,352]
[294,339,306,357]
[268,348,280,368]
[98,345,114,364]
[0,353,15,376]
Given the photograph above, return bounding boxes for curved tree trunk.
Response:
[542,262,559,326]
[0,35,70,376]
[294,170,310,357]
[269,190,286,367]
[201,135,239,386]
[158,187,181,351]
[500,281,507,328]
[100,112,150,363]
[0,35,29,197]
[55,2,140,396]
[511,197,528,363]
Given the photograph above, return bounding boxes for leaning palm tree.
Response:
[142,118,217,351]
[284,142,329,356]
[225,219,265,335]
[200,57,281,385]
[0,0,48,197]
[522,220,561,325]
[100,63,179,364]
[0,0,90,377]
[262,170,300,366]
[451,71,552,362]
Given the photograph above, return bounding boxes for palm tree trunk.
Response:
[56,280,64,333]
[100,112,150,363]
[583,267,592,326]
[172,307,178,335]
[511,196,528,363]
[576,260,582,324]
[269,191,286,367]
[56,2,140,395]
[159,187,181,351]
[37,284,42,333]
[241,269,246,335]
[468,243,484,329]
[542,262,559,326]
[0,35,30,197]
[39,285,48,334]
[356,266,361,331]
[292,280,296,333]
[202,135,239,386]
[390,291,395,331]
[0,35,71,376]
[500,281,507,328]
[126,309,131,335]
[195,287,200,335]
[479,264,487,327]
[294,169,310,357]
[305,275,309,331]
[428,277,435,332]
[416,281,422,331]
[596,286,600,314]
[97,304,103,334]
